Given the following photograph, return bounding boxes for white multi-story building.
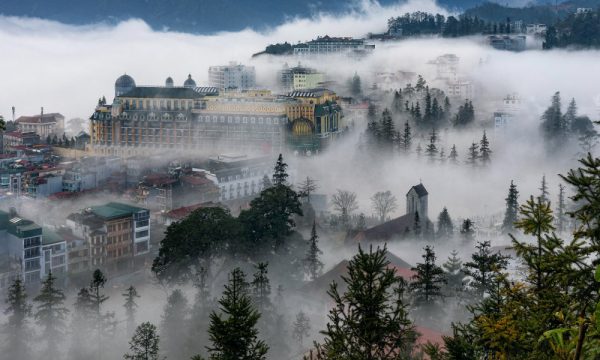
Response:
[526,24,548,36]
[293,36,375,57]
[207,154,273,202]
[445,79,473,100]
[279,64,324,92]
[15,112,65,139]
[430,54,459,81]
[495,93,522,129]
[209,62,256,90]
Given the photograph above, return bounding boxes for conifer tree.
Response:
[501,180,519,233]
[414,102,422,123]
[122,285,140,335]
[479,130,492,164]
[124,322,161,360]
[312,246,417,359]
[444,96,451,119]
[204,268,268,360]
[292,311,311,349]
[161,289,189,359]
[541,91,565,144]
[424,88,432,123]
[356,213,367,231]
[4,278,31,359]
[443,250,465,292]
[272,154,288,186]
[466,142,479,167]
[34,271,69,356]
[392,90,403,114]
[416,75,427,91]
[251,262,272,312]
[410,246,447,306]
[401,121,412,153]
[261,174,272,190]
[303,221,324,281]
[425,128,439,161]
[449,144,458,164]
[463,240,510,299]
[539,175,549,203]
[432,97,441,124]
[460,218,475,243]
[380,109,395,150]
[556,183,566,233]
[437,207,454,240]
[563,97,577,135]
[439,147,446,163]
[416,143,423,158]
[350,72,362,98]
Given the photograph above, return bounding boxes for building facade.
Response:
[293,36,374,57]
[67,202,150,269]
[89,75,344,157]
[16,113,65,139]
[279,64,324,92]
[209,62,256,90]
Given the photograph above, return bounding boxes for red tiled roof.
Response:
[181,175,213,186]
[164,202,222,220]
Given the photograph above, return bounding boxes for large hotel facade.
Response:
[89,74,344,157]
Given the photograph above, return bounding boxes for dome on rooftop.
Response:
[115,74,136,97]
[183,74,196,88]
[165,76,174,87]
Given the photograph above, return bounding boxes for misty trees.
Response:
[298,176,318,202]
[331,189,358,229]
[453,100,475,128]
[556,183,566,232]
[460,218,475,243]
[124,322,161,360]
[538,175,549,204]
[303,221,324,281]
[240,154,302,254]
[203,268,268,360]
[161,289,189,359]
[479,130,491,165]
[251,262,272,312]
[152,207,240,282]
[449,144,458,164]
[541,91,569,146]
[292,311,311,349]
[3,278,32,359]
[350,72,362,98]
[466,142,479,167]
[122,285,140,335]
[436,207,454,240]
[371,190,398,223]
[410,245,447,307]
[501,180,519,233]
[443,250,465,292]
[312,246,417,359]
[33,271,69,355]
[400,121,412,153]
[463,240,509,299]
[425,127,439,161]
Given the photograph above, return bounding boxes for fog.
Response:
[1,0,599,358]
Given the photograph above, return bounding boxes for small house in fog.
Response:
[354,183,433,242]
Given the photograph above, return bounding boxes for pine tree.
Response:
[437,207,454,240]
[463,240,510,298]
[414,102,422,123]
[466,142,479,167]
[460,218,475,243]
[292,311,311,349]
[122,285,140,335]
[444,96,451,119]
[479,130,492,164]
[410,245,447,306]
[449,144,458,164]
[380,109,395,150]
[161,289,189,359]
[350,72,362,98]
[261,174,272,190]
[392,90,403,114]
[251,262,272,312]
[424,88,432,123]
[401,121,412,153]
[443,250,465,291]
[124,322,161,360]
[425,127,439,161]
[356,213,367,231]
[4,278,32,359]
[556,183,566,233]
[539,175,549,203]
[541,91,565,144]
[501,180,519,233]
[312,246,417,359]
[439,147,446,163]
[272,154,288,186]
[563,97,577,136]
[204,268,268,360]
[303,221,324,281]
[33,271,69,356]
[432,97,441,125]
[416,143,422,158]
[416,75,427,91]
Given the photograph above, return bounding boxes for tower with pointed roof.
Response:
[406,183,428,220]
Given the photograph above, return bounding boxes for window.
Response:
[25,259,40,271]
[136,242,148,254]
[258,117,264,124]
[25,247,40,259]
[136,219,149,227]
[135,230,149,238]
